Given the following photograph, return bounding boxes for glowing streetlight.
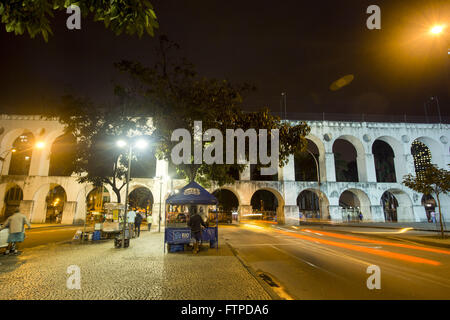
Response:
[35,141,45,149]
[116,140,127,148]
[135,139,148,149]
[430,25,444,35]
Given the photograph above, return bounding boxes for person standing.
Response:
[147,214,153,231]
[187,206,207,254]
[0,208,31,255]
[431,211,436,223]
[127,208,136,238]
[134,211,143,237]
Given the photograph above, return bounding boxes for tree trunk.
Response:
[112,186,121,204]
[436,193,445,239]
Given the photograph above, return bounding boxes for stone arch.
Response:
[372,135,405,182]
[212,188,240,223]
[74,184,96,224]
[339,188,372,221]
[380,189,413,222]
[297,188,330,220]
[8,131,35,175]
[250,187,285,223]
[411,136,444,168]
[212,187,241,207]
[372,139,396,182]
[31,183,67,223]
[128,186,154,214]
[48,133,77,176]
[294,138,321,182]
[44,185,67,223]
[332,135,366,182]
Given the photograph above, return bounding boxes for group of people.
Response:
[126,209,153,237]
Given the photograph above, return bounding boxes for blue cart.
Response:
[164,181,219,253]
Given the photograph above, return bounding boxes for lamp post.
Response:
[155,175,170,233]
[306,149,322,220]
[117,138,147,247]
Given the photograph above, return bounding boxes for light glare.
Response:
[117,140,127,148]
[430,25,444,35]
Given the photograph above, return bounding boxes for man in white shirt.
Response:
[126,209,136,237]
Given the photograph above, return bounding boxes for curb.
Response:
[225,242,281,300]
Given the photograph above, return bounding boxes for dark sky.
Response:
[0,0,448,117]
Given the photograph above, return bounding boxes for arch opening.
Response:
[45,185,67,223]
[8,131,35,175]
[333,139,358,182]
[297,190,319,219]
[212,189,239,223]
[250,189,279,222]
[86,186,111,222]
[128,187,154,215]
[49,133,77,176]
[381,190,413,222]
[373,140,396,182]
[294,139,320,181]
[411,140,432,179]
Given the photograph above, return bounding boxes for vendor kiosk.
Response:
[164,181,218,253]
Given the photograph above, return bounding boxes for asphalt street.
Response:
[17,226,89,249]
[1,223,449,300]
[222,222,450,299]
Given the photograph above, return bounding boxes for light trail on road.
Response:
[302,229,450,255]
[274,229,442,266]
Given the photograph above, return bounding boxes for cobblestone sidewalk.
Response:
[0,230,271,300]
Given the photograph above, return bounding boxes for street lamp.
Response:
[306,149,322,221]
[430,25,445,36]
[116,138,148,247]
[155,174,170,233]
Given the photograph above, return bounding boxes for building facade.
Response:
[0,114,449,225]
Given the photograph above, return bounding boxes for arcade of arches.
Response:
[0,117,448,225]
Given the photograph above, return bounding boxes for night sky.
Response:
[0,0,448,118]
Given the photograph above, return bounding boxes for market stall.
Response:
[164,181,218,253]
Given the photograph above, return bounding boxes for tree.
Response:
[115,36,311,186]
[47,95,154,203]
[403,164,450,238]
[0,0,158,42]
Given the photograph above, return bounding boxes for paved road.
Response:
[223,223,450,299]
[17,226,89,250]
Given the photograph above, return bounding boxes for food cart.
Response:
[0,226,9,252]
[164,181,218,253]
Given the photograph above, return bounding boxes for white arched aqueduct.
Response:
[0,115,449,225]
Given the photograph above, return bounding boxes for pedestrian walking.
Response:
[187,206,207,254]
[359,212,363,222]
[147,214,153,231]
[347,213,351,222]
[134,211,143,237]
[0,208,31,255]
